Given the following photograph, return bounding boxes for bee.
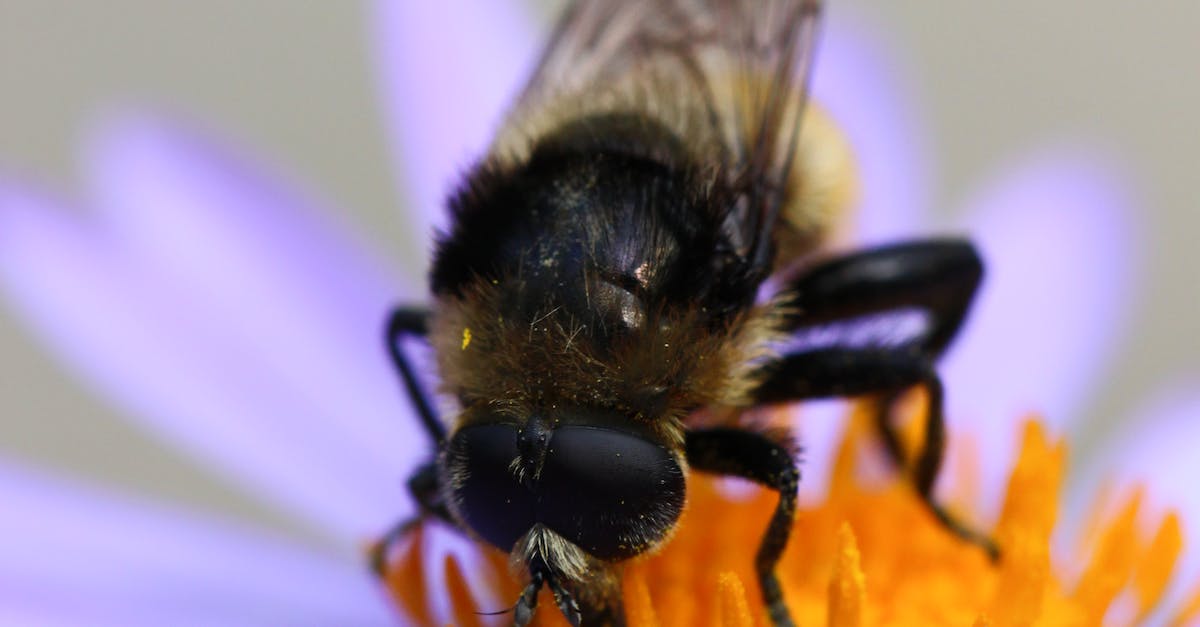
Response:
[375,1,995,625]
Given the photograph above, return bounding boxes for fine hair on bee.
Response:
[374,1,997,626]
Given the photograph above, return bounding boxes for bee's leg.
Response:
[371,307,455,576]
[755,351,998,559]
[754,239,998,559]
[685,427,799,627]
[386,306,445,444]
[778,239,983,356]
[367,519,419,578]
[368,460,459,577]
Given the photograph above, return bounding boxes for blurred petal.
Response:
[371,0,539,267]
[0,461,395,625]
[814,9,931,243]
[0,186,410,542]
[941,151,1139,512]
[1068,382,1200,620]
[83,113,429,498]
[792,400,856,503]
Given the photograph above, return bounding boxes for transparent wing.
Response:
[500,0,822,269]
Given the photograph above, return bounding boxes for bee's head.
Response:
[440,406,686,571]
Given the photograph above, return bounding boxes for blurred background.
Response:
[1,0,1197,546]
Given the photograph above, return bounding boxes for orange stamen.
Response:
[1133,511,1183,622]
[378,416,1194,626]
[622,569,660,627]
[382,526,431,626]
[716,572,754,627]
[827,523,864,627]
[444,556,483,627]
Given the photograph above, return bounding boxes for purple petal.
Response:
[371,0,539,265]
[82,113,431,500]
[814,9,931,243]
[0,461,397,625]
[940,150,1139,513]
[1067,382,1200,620]
[791,400,855,503]
[0,185,410,542]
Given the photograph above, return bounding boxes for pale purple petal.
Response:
[1066,382,1200,620]
[0,604,231,627]
[0,186,410,543]
[792,400,855,503]
[371,0,540,266]
[940,151,1138,513]
[0,461,397,625]
[412,522,512,625]
[814,9,931,243]
[82,114,430,505]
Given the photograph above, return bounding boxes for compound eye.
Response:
[537,425,685,560]
[443,423,537,551]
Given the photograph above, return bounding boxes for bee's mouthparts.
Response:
[511,556,580,627]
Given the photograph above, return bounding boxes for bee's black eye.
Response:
[538,425,685,559]
[443,423,538,552]
[443,419,686,560]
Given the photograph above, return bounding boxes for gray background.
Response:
[1,1,1197,542]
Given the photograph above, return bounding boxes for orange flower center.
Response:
[378,410,1200,626]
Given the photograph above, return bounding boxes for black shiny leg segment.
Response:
[686,428,799,627]
[755,350,998,559]
[386,306,445,445]
[780,239,983,355]
[755,238,999,560]
[372,307,454,578]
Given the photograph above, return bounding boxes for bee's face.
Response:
[441,407,686,563]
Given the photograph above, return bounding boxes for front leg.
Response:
[368,460,458,576]
[386,306,445,444]
[686,428,799,627]
[371,306,456,577]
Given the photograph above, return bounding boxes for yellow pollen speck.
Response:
[461,327,471,350]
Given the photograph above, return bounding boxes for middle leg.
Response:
[756,239,997,558]
[686,427,800,627]
[368,461,459,576]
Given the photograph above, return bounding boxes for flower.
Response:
[0,2,1196,625]
[382,411,1200,626]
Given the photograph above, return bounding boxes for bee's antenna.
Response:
[475,606,517,617]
